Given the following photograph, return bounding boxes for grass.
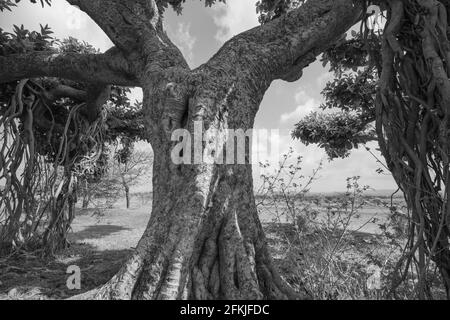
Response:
[0,194,427,300]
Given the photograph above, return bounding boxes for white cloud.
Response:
[165,22,197,67]
[212,0,259,43]
[280,90,319,125]
[252,135,396,193]
[128,88,143,104]
[316,71,333,89]
[0,2,113,51]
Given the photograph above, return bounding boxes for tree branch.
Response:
[66,0,158,53]
[0,48,140,86]
[44,84,87,101]
[204,0,363,85]
[66,0,189,74]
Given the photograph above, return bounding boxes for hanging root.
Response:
[372,0,450,299]
[0,79,107,255]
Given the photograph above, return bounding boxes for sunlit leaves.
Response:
[157,0,300,23]
[293,111,376,159]
[256,0,304,24]
[59,36,98,55]
[292,30,381,159]
[321,69,377,113]
[156,0,226,14]
[0,24,55,55]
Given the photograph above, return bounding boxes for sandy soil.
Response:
[0,199,392,300]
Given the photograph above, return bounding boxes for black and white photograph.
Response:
[0,0,449,309]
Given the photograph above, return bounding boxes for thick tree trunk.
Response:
[72,64,304,299]
[92,162,299,299]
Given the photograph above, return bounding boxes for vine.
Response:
[0,26,146,255]
[373,0,450,299]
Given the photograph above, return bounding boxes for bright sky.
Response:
[0,0,397,193]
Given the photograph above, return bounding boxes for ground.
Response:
[0,195,408,300]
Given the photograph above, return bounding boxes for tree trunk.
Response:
[72,64,305,299]
[125,185,130,209]
[92,163,298,299]
[61,0,363,300]
[82,194,90,209]
[82,180,90,209]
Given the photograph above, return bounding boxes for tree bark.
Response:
[75,66,306,299]
[82,193,90,209]
[0,47,139,86]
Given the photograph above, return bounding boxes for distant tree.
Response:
[0,28,146,254]
[113,145,153,209]
[78,150,122,210]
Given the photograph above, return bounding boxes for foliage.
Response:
[292,0,450,298]
[373,0,450,299]
[78,151,123,212]
[256,0,304,24]
[0,23,145,255]
[0,0,50,12]
[256,150,446,299]
[292,29,381,159]
[112,145,153,208]
[157,0,225,14]
[79,145,153,211]
[157,0,298,20]
[293,110,376,159]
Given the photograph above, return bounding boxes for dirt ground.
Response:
[0,200,390,300]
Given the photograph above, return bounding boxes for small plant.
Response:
[256,150,415,299]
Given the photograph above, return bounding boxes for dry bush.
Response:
[256,149,442,299]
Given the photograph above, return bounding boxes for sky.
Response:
[0,0,397,193]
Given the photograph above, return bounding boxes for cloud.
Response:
[165,22,197,67]
[212,0,259,43]
[0,1,113,51]
[316,71,333,89]
[279,90,320,125]
[251,128,326,190]
[252,135,396,193]
[128,88,143,104]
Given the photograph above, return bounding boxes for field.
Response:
[0,191,418,300]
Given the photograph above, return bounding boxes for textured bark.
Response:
[76,69,304,299]
[2,0,364,300]
[0,47,139,86]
